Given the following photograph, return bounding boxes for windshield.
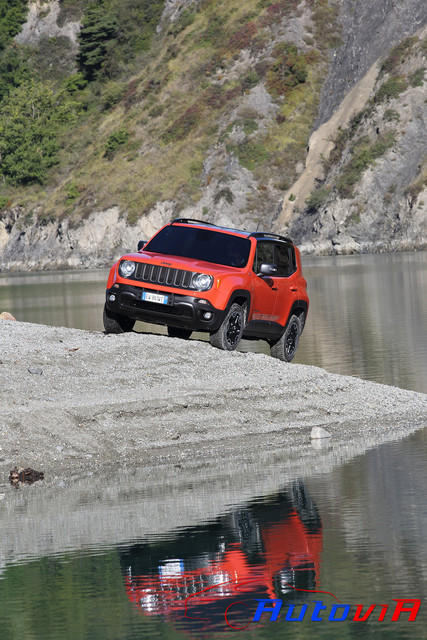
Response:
[143,225,251,268]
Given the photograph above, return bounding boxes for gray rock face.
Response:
[292,40,427,255]
[316,0,427,127]
[15,0,81,49]
[0,205,175,272]
[159,0,200,25]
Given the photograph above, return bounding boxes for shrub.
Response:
[0,195,11,210]
[375,76,408,102]
[384,109,400,122]
[266,43,308,98]
[242,119,258,135]
[381,37,417,74]
[104,129,130,158]
[214,187,234,205]
[235,140,269,171]
[102,81,125,109]
[305,186,330,212]
[65,182,80,204]
[409,67,425,88]
[241,70,260,92]
[336,133,395,198]
[64,72,88,94]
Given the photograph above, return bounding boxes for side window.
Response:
[253,241,275,273]
[274,243,296,277]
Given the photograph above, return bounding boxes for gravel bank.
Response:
[0,320,426,480]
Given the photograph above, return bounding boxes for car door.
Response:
[272,242,298,326]
[250,240,279,322]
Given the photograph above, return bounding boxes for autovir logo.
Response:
[184,580,421,631]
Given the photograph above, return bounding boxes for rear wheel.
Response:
[209,303,244,351]
[167,326,192,339]
[270,314,301,362]
[103,304,135,333]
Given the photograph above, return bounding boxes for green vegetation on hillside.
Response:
[78,0,165,80]
[0,80,81,184]
[0,0,28,50]
[0,0,341,223]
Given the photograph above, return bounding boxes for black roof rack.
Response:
[249,231,293,243]
[171,218,217,226]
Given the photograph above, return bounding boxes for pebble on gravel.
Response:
[28,367,43,375]
[0,312,16,321]
[311,426,332,439]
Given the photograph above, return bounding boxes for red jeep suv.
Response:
[104,219,308,361]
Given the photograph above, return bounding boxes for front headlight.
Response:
[192,273,213,291]
[119,260,136,278]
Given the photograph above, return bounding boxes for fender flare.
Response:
[225,290,251,323]
[283,300,308,334]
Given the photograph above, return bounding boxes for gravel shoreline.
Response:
[0,320,426,480]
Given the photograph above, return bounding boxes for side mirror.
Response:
[258,263,278,277]
[137,240,146,251]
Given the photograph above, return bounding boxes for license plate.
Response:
[142,291,168,305]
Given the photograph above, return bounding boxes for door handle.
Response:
[290,287,298,292]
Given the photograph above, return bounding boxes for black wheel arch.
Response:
[284,300,308,334]
[225,290,251,324]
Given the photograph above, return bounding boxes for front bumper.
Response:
[105,284,225,332]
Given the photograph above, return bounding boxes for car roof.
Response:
[170,219,293,243]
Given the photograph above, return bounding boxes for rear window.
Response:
[144,225,251,268]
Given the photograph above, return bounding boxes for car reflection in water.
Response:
[120,481,323,635]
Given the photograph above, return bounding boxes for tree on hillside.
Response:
[78,3,119,80]
[0,45,30,102]
[0,0,28,50]
[0,81,79,184]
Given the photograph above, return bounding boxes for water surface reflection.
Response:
[0,430,426,639]
[122,482,322,635]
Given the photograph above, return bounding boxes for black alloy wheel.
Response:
[209,303,245,351]
[285,318,299,360]
[270,314,301,362]
[226,309,242,347]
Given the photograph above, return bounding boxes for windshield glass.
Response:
[144,226,251,268]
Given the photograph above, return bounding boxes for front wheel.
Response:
[103,304,135,333]
[270,314,301,362]
[209,303,244,351]
[167,326,192,339]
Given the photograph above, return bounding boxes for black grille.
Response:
[134,262,196,290]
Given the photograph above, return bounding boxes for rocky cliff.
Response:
[0,0,426,270]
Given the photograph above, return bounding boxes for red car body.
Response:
[104,219,309,358]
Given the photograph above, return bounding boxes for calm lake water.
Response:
[0,252,426,640]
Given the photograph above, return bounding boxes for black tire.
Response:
[167,326,192,339]
[103,304,135,333]
[209,302,244,351]
[270,314,301,362]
